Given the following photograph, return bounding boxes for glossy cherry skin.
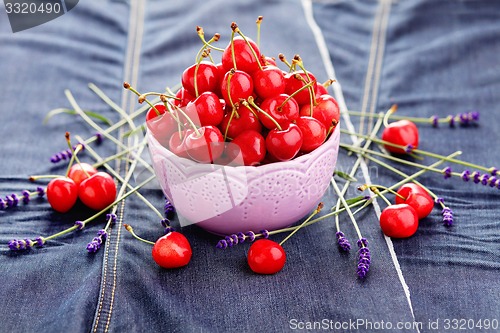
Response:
[184,126,225,163]
[219,106,262,139]
[265,122,303,161]
[221,36,261,74]
[68,163,98,186]
[299,94,340,132]
[220,70,254,107]
[258,94,299,130]
[379,204,419,238]
[152,231,192,269]
[226,130,266,166]
[173,87,195,108]
[395,184,434,219]
[284,71,318,106]
[315,84,329,96]
[146,104,178,147]
[78,172,117,211]
[181,61,220,97]
[381,120,419,154]
[295,116,327,153]
[185,91,224,127]
[247,239,286,274]
[168,130,190,159]
[46,177,78,213]
[252,65,286,100]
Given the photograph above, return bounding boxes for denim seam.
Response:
[91,0,147,332]
[302,0,419,330]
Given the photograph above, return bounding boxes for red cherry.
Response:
[379,204,419,238]
[284,71,317,106]
[265,122,303,161]
[181,61,220,97]
[185,91,224,127]
[295,116,327,153]
[252,65,286,100]
[258,94,299,130]
[219,106,262,139]
[168,131,190,159]
[46,177,78,213]
[173,88,195,108]
[146,104,178,147]
[315,84,328,96]
[247,239,286,274]
[221,36,261,74]
[68,163,98,186]
[395,184,434,219]
[220,70,254,107]
[79,172,117,211]
[226,130,266,166]
[184,126,225,163]
[260,55,277,67]
[299,94,340,132]
[381,120,419,154]
[152,231,192,269]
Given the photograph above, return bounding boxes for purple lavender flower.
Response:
[0,198,5,210]
[435,197,445,205]
[472,171,481,184]
[405,144,415,154]
[480,174,490,186]
[37,187,45,197]
[448,115,455,127]
[260,230,270,239]
[35,237,45,247]
[87,230,108,253]
[164,199,176,219]
[336,231,351,252]
[461,170,471,182]
[8,239,19,251]
[443,167,452,179]
[357,238,371,279]
[95,133,103,144]
[215,230,263,249]
[246,231,256,242]
[106,213,117,224]
[442,207,454,227]
[489,177,498,188]
[75,221,85,230]
[22,190,30,204]
[430,115,439,128]
[490,168,498,176]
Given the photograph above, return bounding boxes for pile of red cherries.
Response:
[146,23,340,166]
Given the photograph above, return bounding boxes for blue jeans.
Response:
[1,0,499,332]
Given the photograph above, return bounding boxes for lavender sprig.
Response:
[216,230,262,249]
[50,144,85,164]
[336,231,351,252]
[87,229,108,253]
[356,238,371,279]
[164,198,176,220]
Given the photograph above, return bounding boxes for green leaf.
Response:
[43,108,113,126]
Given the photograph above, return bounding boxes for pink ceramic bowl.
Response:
[147,126,340,235]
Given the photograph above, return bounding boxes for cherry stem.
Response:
[223,108,238,141]
[245,97,282,131]
[279,75,315,113]
[331,177,364,241]
[161,97,201,137]
[64,132,89,178]
[29,175,61,181]
[292,55,316,107]
[225,69,237,108]
[230,28,237,70]
[360,184,405,201]
[124,82,161,116]
[369,186,392,207]
[256,16,263,48]
[278,53,293,71]
[279,203,323,246]
[124,224,155,245]
[382,104,398,128]
[196,26,224,52]
[233,22,263,71]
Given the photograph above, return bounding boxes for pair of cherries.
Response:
[46,163,117,213]
[379,183,434,238]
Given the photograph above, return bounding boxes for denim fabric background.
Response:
[1,0,499,332]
